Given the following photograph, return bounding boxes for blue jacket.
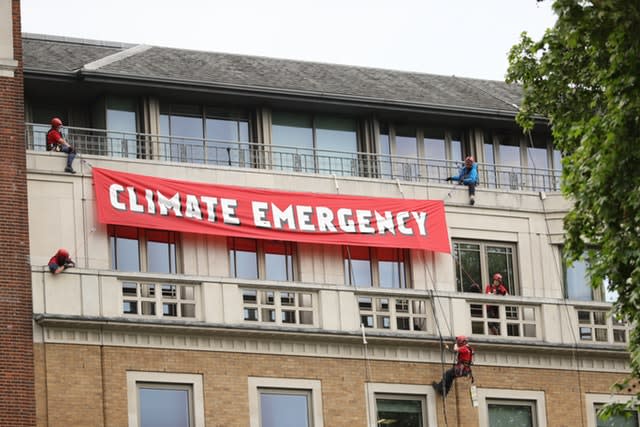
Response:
[452,163,478,185]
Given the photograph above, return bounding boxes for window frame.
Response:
[248,377,323,427]
[126,371,204,427]
[228,237,298,282]
[109,225,180,274]
[585,393,639,427]
[365,382,437,427]
[453,239,519,295]
[477,388,546,427]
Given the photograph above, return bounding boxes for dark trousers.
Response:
[60,145,76,167]
[466,183,476,197]
[434,368,457,396]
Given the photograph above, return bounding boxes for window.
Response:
[358,296,429,332]
[229,238,296,281]
[366,383,437,427]
[497,135,522,189]
[379,124,465,182]
[107,96,138,158]
[109,225,178,273]
[564,253,607,301]
[127,372,204,427]
[160,104,250,164]
[122,281,197,318]
[577,309,628,343]
[205,114,250,166]
[586,394,639,427]
[596,411,638,427]
[453,240,517,294]
[242,288,315,325]
[488,400,537,427]
[344,246,409,288]
[477,389,546,427]
[271,111,359,176]
[376,396,424,427]
[470,303,537,338]
[248,377,323,427]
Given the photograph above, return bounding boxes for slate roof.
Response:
[23,33,522,115]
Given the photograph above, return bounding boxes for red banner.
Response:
[92,168,450,253]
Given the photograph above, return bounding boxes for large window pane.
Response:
[110,226,140,272]
[451,132,463,162]
[271,112,313,171]
[597,409,638,427]
[528,139,550,191]
[376,398,423,427]
[484,133,497,188]
[454,243,482,292]
[139,387,190,427]
[107,97,137,158]
[395,127,419,180]
[264,241,294,281]
[344,246,372,287]
[378,248,406,289]
[147,230,177,274]
[229,238,259,279]
[315,115,357,176]
[260,392,309,427]
[205,117,249,166]
[488,403,533,427]
[565,258,592,300]
[423,128,446,180]
[498,136,521,189]
[379,126,392,179]
[487,246,514,294]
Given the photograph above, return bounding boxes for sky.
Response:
[20,0,557,81]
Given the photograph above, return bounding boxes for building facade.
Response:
[5,14,634,427]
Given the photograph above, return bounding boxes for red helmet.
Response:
[456,335,468,345]
[57,248,69,257]
[51,117,63,127]
[493,273,503,282]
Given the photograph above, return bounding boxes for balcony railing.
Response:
[26,123,561,192]
[32,269,629,347]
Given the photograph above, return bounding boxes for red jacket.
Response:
[46,128,63,151]
[485,283,508,295]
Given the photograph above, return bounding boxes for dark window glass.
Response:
[488,403,533,427]
[107,97,137,158]
[454,242,482,293]
[376,398,423,427]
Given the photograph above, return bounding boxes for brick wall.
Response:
[0,1,36,426]
[35,343,628,427]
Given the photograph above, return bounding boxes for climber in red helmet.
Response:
[432,335,474,397]
[48,248,75,274]
[46,117,77,174]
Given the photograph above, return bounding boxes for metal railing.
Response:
[26,123,561,192]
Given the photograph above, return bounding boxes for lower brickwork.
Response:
[34,343,629,427]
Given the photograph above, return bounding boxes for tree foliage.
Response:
[507,0,640,414]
